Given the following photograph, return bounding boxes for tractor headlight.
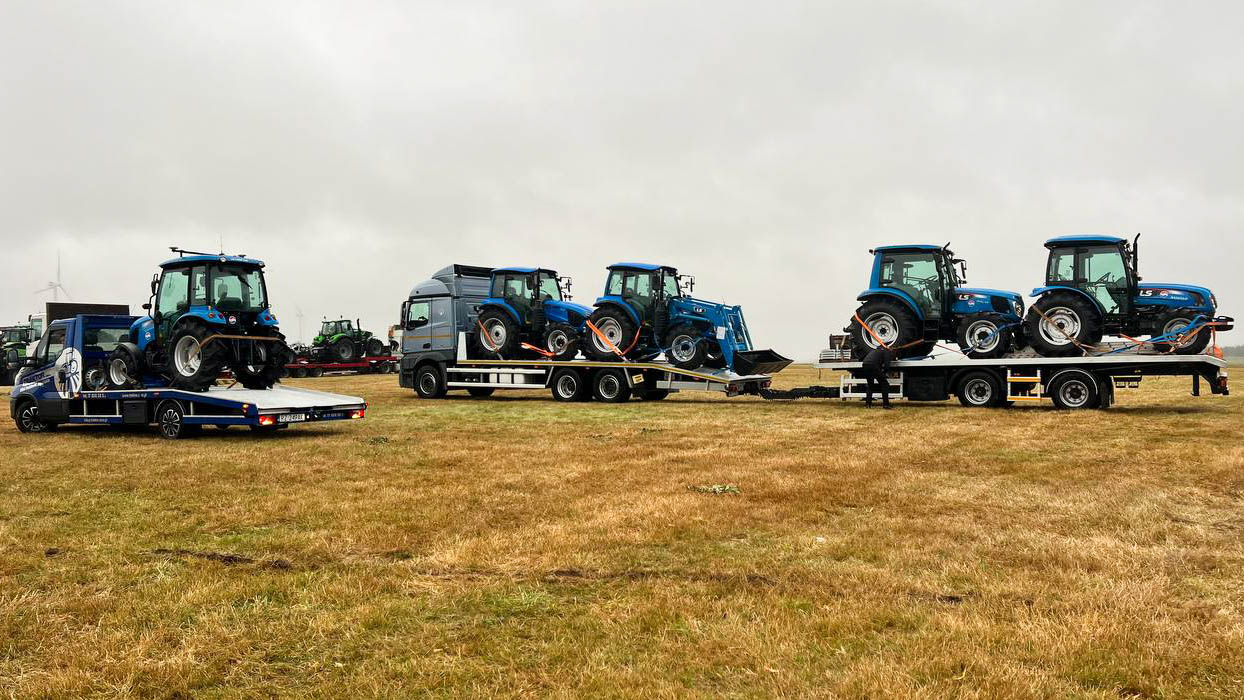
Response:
[1013,300,1023,315]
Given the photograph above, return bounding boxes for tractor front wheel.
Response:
[848,300,923,359]
[957,313,1012,359]
[664,324,706,370]
[1152,312,1213,355]
[583,308,637,361]
[106,345,142,389]
[1025,294,1102,357]
[167,323,227,391]
[543,323,580,361]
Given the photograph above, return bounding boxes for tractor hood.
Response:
[544,299,593,325]
[1138,283,1215,308]
[546,299,593,316]
[955,287,1023,303]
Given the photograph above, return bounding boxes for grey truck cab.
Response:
[399,264,492,395]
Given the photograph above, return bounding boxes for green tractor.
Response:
[313,318,387,362]
[2,325,35,384]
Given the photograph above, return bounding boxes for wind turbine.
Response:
[34,251,71,301]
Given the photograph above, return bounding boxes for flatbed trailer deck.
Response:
[800,346,1230,409]
[285,356,398,378]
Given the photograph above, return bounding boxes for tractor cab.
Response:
[318,319,354,340]
[475,267,592,361]
[870,245,958,321]
[1040,235,1137,319]
[599,263,684,323]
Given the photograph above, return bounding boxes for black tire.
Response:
[415,364,447,399]
[477,308,521,358]
[166,323,227,392]
[292,367,308,378]
[308,367,324,378]
[1047,370,1100,410]
[331,338,356,362]
[848,299,923,360]
[1025,293,1102,357]
[1152,312,1213,355]
[583,307,638,361]
[592,368,631,403]
[14,399,51,433]
[664,324,707,370]
[249,424,284,434]
[106,345,142,390]
[366,338,385,357]
[232,334,292,390]
[956,370,1003,408]
[155,400,188,439]
[703,344,726,369]
[543,323,580,361]
[637,389,670,401]
[550,369,589,402]
[957,313,1012,360]
[467,387,495,398]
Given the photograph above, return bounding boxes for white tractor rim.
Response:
[1038,307,1080,346]
[670,334,698,362]
[592,319,624,352]
[483,319,507,349]
[966,320,1000,352]
[1162,317,1195,347]
[547,330,571,355]
[173,336,202,376]
[109,358,130,386]
[863,313,899,348]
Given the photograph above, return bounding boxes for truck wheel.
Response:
[332,338,356,362]
[1048,370,1100,410]
[1025,293,1102,357]
[543,323,580,361]
[637,389,670,401]
[14,399,51,433]
[957,313,1012,359]
[366,338,385,357]
[592,368,632,403]
[168,323,227,392]
[233,336,291,390]
[415,364,447,399]
[155,400,188,439]
[292,367,308,378]
[477,308,521,358]
[467,387,495,397]
[665,325,707,370]
[308,367,323,378]
[551,369,588,402]
[1152,313,1212,355]
[107,345,142,389]
[583,308,636,361]
[956,370,1003,407]
[848,300,922,360]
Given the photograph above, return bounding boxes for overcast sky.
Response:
[2,1,1241,358]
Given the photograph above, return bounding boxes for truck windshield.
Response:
[210,265,267,312]
[538,273,562,301]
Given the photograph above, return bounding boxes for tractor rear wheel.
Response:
[332,337,356,362]
[957,313,1012,359]
[167,323,227,391]
[848,299,922,360]
[1025,293,1102,357]
[233,332,292,390]
[543,323,580,361]
[366,338,385,357]
[1152,312,1212,355]
[664,324,707,370]
[583,308,637,361]
[477,308,521,358]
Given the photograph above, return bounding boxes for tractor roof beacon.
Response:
[475,266,593,362]
[1025,234,1233,357]
[847,244,1027,361]
[104,247,294,393]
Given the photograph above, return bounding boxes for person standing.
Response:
[857,344,895,408]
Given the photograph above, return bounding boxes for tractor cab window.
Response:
[1048,249,1076,284]
[623,272,654,299]
[2,329,27,343]
[879,253,943,317]
[156,268,191,317]
[537,273,562,301]
[209,265,267,312]
[320,321,335,336]
[190,266,208,306]
[1082,246,1129,314]
[663,273,681,299]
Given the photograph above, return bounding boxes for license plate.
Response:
[277,413,307,423]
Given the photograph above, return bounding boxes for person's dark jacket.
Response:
[862,345,894,373]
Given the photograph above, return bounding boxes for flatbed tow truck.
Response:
[10,315,367,438]
[772,339,1230,409]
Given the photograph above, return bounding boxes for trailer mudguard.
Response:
[478,299,524,324]
[1029,286,1106,317]
[592,297,642,325]
[856,288,925,320]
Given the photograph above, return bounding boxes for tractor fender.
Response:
[1030,286,1105,318]
[592,298,641,325]
[478,300,523,324]
[856,289,924,320]
[170,311,226,337]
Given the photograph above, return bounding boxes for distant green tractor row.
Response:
[2,325,35,384]
[312,319,387,362]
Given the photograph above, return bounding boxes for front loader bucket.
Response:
[731,349,792,376]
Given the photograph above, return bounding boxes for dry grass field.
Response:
[2,365,1242,697]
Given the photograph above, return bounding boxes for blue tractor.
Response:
[581,263,790,374]
[847,244,1026,359]
[1025,234,1233,356]
[474,267,593,361]
[106,248,294,391]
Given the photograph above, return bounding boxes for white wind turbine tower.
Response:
[34,251,71,302]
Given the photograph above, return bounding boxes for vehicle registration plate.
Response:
[277,413,307,423]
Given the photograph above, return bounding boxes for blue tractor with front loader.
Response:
[106,248,294,391]
[846,244,1026,360]
[474,267,593,361]
[581,263,790,374]
[1025,234,1233,356]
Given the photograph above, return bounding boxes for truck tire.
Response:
[1025,293,1102,357]
[543,323,580,361]
[477,308,521,358]
[107,345,142,390]
[848,299,923,360]
[1152,312,1213,355]
[308,367,324,378]
[592,368,632,403]
[957,313,1012,359]
[155,400,188,439]
[467,387,495,397]
[637,389,670,401]
[233,335,291,390]
[415,364,447,399]
[366,338,385,357]
[167,323,227,392]
[956,370,1003,407]
[664,324,707,370]
[583,307,636,361]
[13,398,52,433]
[551,369,589,402]
[1047,370,1100,410]
[332,337,356,362]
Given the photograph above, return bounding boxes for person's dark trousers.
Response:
[860,368,891,407]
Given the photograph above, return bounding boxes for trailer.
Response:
[10,314,367,438]
[285,356,399,378]
[789,343,1230,409]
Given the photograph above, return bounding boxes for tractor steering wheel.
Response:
[1094,272,1114,284]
